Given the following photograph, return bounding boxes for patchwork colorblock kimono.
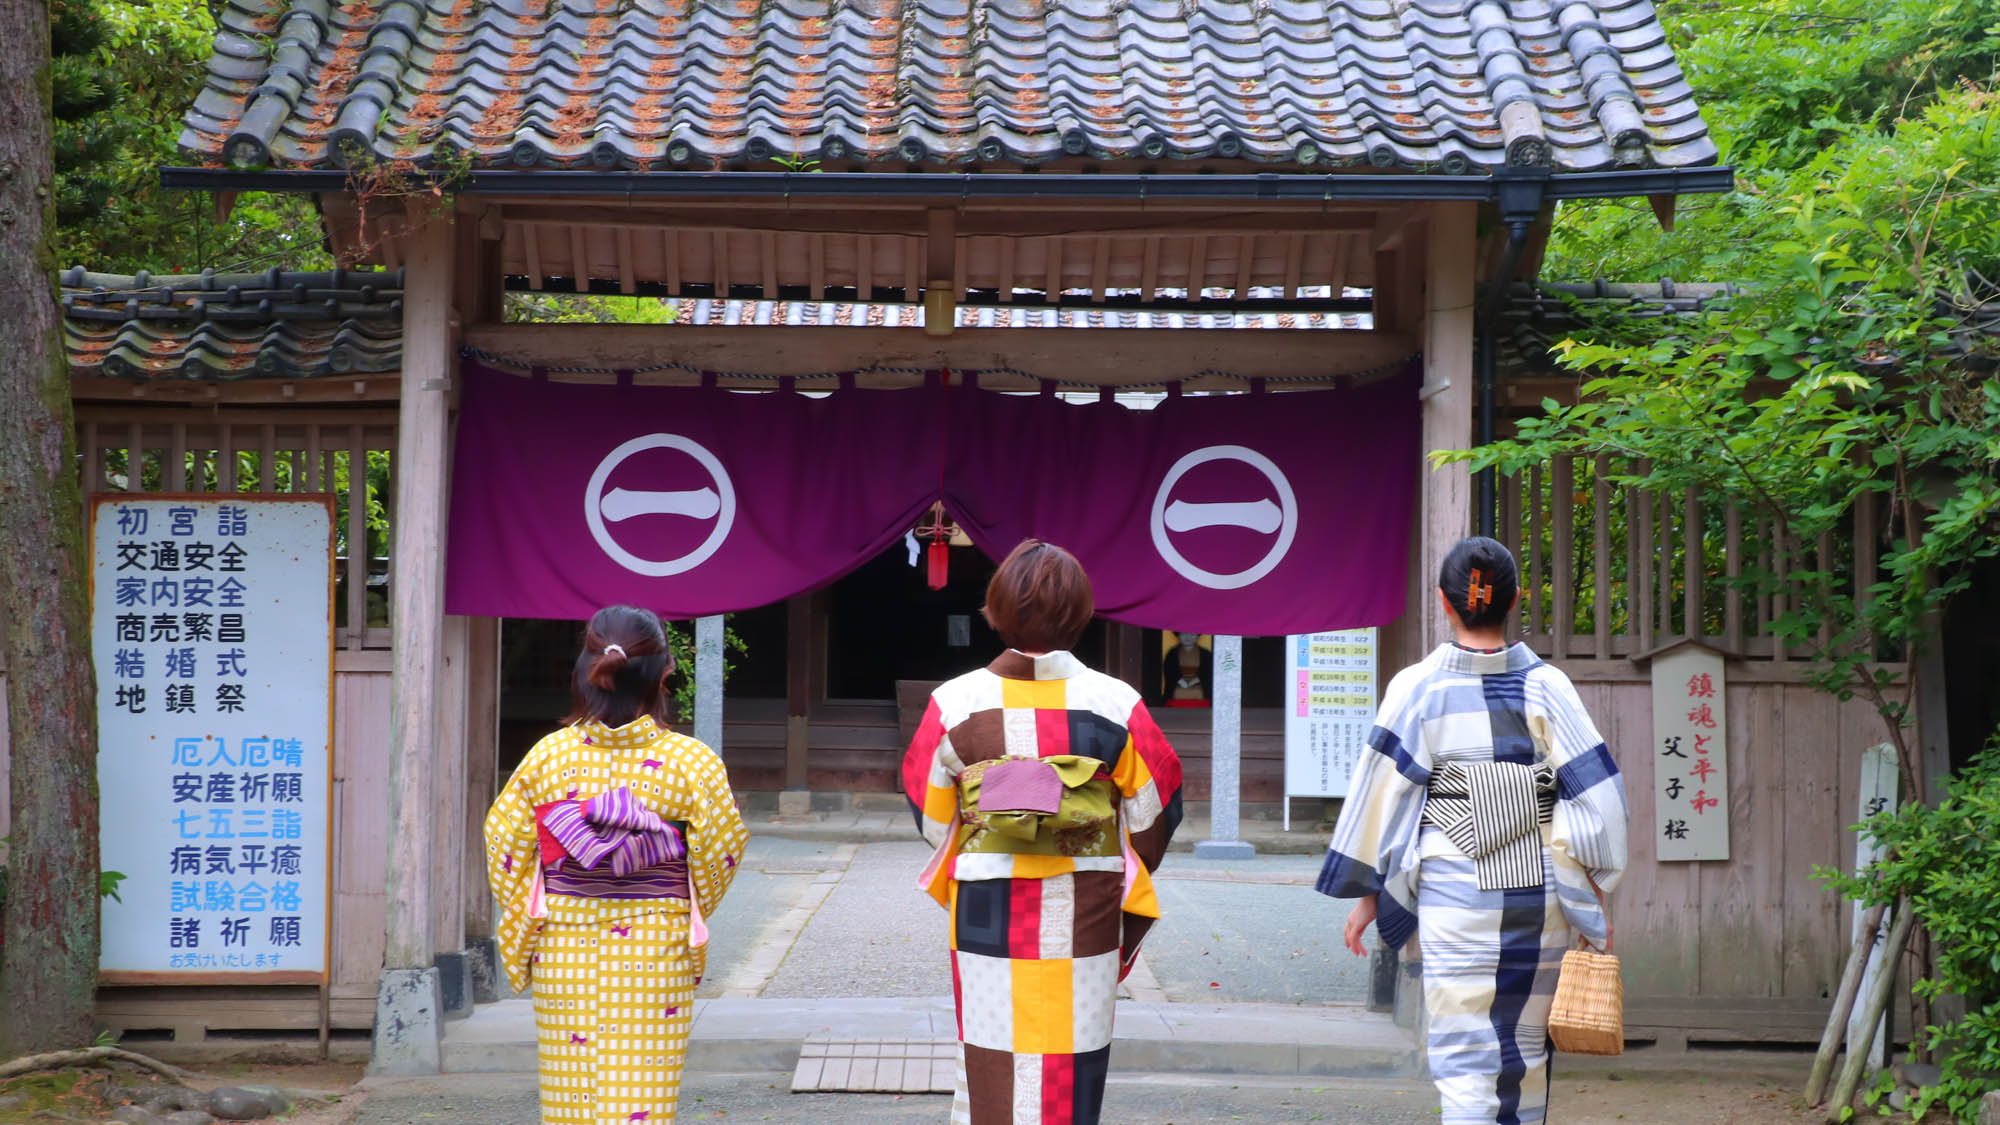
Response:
[901,650,1184,1125]
[1316,643,1628,1125]
[485,716,748,1125]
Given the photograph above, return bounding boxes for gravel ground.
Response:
[1146,853,1367,1005]
[697,836,847,998]
[345,1060,1827,1124]
[759,842,949,999]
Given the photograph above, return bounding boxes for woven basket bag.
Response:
[1549,876,1623,1055]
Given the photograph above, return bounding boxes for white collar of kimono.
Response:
[1435,641,1540,677]
[999,649,1081,681]
[571,714,664,749]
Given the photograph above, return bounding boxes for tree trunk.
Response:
[0,0,101,1058]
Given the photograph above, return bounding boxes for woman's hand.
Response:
[1343,895,1379,957]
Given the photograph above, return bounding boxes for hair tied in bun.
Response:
[1466,567,1494,612]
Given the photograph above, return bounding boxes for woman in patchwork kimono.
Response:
[484,605,748,1125]
[902,539,1183,1125]
[1316,537,1628,1125]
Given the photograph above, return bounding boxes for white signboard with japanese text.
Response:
[1650,642,1730,861]
[1283,629,1378,818]
[91,496,333,980]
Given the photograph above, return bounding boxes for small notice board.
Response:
[1650,641,1731,862]
[1282,629,1378,829]
[90,495,335,983]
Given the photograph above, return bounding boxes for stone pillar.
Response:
[695,615,724,753]
[1194,636,1255,859]
[780,595,811,815]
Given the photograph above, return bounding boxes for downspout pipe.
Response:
[1476,166,1550,538]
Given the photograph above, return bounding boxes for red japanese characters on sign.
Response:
[1651,643,1731,861]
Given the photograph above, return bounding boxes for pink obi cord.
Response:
[528,787,708,948]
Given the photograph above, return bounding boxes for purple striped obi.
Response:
[535,786,689,892]
[542,855,693,900]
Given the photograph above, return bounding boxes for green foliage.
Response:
[1823,732,2000,1121]
[1546,0,2000,284]
[504,292,681,324]
[50,0,330,274]
[50,0,138,226]
[1450,82,2000,773]
[662,621,751,727]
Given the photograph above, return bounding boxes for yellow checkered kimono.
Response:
[901,649,1184,1125]
[485,716,748,1124]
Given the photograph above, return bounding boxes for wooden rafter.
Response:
[461,322,1417,389]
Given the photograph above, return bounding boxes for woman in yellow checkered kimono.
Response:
[902,540,1184,1125]
[485,605,748,1124]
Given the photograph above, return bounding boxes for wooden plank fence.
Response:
[1492,463,1904,1044]
[62,406,399,1035]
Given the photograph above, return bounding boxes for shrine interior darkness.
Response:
[496,537,1287,775]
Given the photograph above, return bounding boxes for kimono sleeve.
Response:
[899,696,961,848]
[1111,699,1184,873]
[1314,662,1433,948]
[1533,666,1629,894]
[483,743,546,994]
[682,739,750,915]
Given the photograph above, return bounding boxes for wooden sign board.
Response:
[1849,743,1899,1070]
[1650,642,1730,861]
[91,495,334,983]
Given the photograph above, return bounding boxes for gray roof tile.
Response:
[181,0,1715,173]
[61,268,403,381]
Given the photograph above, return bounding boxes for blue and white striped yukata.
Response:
[1316,642,1628,1124]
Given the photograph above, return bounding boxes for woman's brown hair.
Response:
[982,539,1094,653]
[565,605,675,728]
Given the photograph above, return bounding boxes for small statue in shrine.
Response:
[1159,631,1214,708]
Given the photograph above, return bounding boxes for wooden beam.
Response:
[384,205,456,969]
[784,595,810,792]
[461,323,1420,386]
[461,616,501,943]
[998,236,1017,303]
[1372,206,1415,252]
[568,225,589,288]
[431,613,469,958]
[1418,202,1476,650]
[1234,234,1256,299]
[926,209,955,288]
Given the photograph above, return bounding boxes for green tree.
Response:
[49,0,327,275]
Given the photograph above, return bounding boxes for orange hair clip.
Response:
[1466,567,1494,612]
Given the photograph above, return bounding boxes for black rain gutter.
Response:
[1476,167,1551,539]
[159,165,1734,204]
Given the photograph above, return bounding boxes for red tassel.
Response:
[926,535,950,590]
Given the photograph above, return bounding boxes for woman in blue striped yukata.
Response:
[1316,536,1629,1124]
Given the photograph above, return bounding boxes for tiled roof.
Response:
[182,0,1715,175]
[1494,279,1742,372]
[62,268,403,380]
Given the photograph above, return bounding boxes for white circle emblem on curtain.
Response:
[584,433,738,577]
[1148,444,1298,590]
